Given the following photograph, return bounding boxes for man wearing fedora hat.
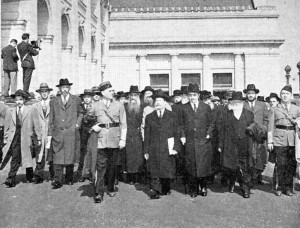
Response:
[47,78,83,189]
[77,89,95,182]
[30,83,53,184]
[219,91,254,198]
[124,85,144,185]
[88,81,127,203]
[243,84,269,185]
[144,90,180,199]
[91,86,101,102]
[268,85,300,196]
[180,84,213,198]
[268,93,281,108]
[2,90,42,187]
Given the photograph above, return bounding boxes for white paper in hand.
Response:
[45,138,51,149]
[168,137,174,155]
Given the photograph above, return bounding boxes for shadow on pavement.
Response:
[77,183,94,198]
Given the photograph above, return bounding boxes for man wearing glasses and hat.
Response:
[2,90,42,187]
[243,84,269,185]
[31,83,53,184]
[47,79,83,189]
[89,81,127,203]
[91,86,101,102]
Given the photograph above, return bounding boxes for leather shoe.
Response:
[200,187,207,197]
[32,176,43,184]
[190,194,197,198]
[149,189,160,199]
[284,189,293,196]
[94,194,103,203]
[107,191,116,197]
[275,190,282,196]
[4,177,16,188]
[242,189,250,198]
[51,181,63,189]
[78,176,86,182]
[229,184,235,193]
[67,182,73,186]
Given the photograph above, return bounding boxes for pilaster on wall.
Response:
[83,0,92,91]
[234,53,244,91]
[138,54,148,89]
[171,54,180,93]
[202,53,212,92]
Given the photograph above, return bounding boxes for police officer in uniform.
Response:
[90,81,127,203]
[268,85,300,196]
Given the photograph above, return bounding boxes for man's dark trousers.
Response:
[95,148,118,194]
[22,67,33,93]
[53,164,74,183]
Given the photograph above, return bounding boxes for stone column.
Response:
[79,53,87,91]
[234,53,244,91]
[35,35,54,91]
[138,55,148,89]
[202,53,212,91]
[0,0,2,93]
[84,0,92,90]
[70,0,79,93]
[61,46,73,80]
[171,54,180,94]
[94,0,102,85]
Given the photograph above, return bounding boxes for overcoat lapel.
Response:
[58,96,65,110]
[11,107,16,125]
[36,102,44,119]
[65,95,75,109]
[22,105,30,122]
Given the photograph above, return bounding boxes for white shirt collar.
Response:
[191,101,199,109]
[248,100,255,107]
[61,94,70,103]
[17,105,24,114]
[233,108,243,120]
[157,108,165,117]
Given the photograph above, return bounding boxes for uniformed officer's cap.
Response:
[99,81,112,92]
[281,85,292,94]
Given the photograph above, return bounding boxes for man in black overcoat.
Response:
[180,84,214,198]
[219,92,254,198]
[144,90,181,199]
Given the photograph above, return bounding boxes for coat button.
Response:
[194,128,196,131]
[62,120,64,122]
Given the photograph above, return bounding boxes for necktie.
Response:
[250,102,254,111]
[194,103,197,112]
[159,111,162,119]
[18,107,22,126]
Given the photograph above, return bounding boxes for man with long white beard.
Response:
[124,86,144,184]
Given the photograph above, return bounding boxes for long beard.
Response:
[128,99,141,114]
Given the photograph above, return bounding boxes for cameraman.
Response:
[1,39,19,97]
[17,33,39,94]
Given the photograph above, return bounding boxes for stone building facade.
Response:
[0,0,109,95]
[107,0,285,97]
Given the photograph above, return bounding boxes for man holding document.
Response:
[144,90,181,199]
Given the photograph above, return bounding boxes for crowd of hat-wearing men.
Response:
[0,77,299,203]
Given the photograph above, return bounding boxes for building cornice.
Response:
[1,20,27,30]
[110,10,279,21]
[110,39,285,47]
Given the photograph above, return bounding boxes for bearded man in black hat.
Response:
[219,92,254,198]
[47,78,83,189]
[144,90,180,199]
[180,83,213,198]
[268,85,300,196]
[243,84,269,185]
[124,86,143,184]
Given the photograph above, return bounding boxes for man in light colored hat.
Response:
[268,85,300,196]
[243,84,269,185]
[47,78,83,189]
[31,83,53,183]
[89,81,127,203]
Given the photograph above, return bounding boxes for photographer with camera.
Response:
[17,33,39,95]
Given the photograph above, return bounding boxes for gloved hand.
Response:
[119,139,126,149]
